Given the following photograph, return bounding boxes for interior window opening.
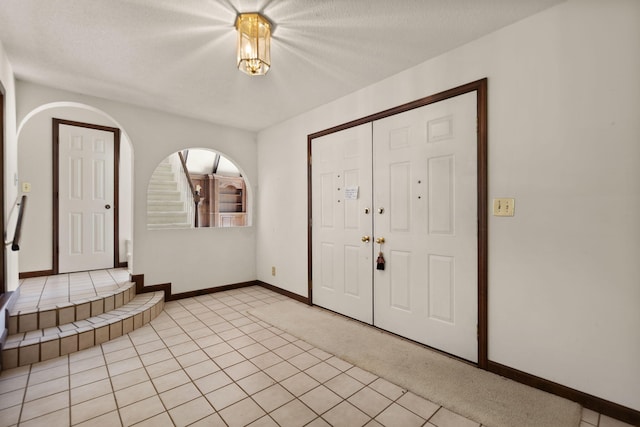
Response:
[147,148,248,229]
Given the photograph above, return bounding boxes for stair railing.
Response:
[177,151,202,227]
[4,195,27,251]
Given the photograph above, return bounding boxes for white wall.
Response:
[17,105,133,272]
[1,41,19,293]
[16,82,258,294]
[256,0,640,411]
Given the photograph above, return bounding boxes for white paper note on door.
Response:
[345,186,359,200]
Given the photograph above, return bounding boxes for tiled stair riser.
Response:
[2,292,164,369]
[9,282,137,335]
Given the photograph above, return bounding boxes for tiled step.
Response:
[8,281,137,335]
[2,291,165,369]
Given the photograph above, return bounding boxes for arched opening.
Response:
[17,102,134,274]
[147,148,251,229]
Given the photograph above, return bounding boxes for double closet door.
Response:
[311,91,478,362]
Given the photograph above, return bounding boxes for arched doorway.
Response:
[17,102,134,275]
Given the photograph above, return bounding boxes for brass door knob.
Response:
[375,237,385,244]
[361,235,371,243]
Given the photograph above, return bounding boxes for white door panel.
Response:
[59,124,115,273]
[373,92,478,362]
[312,123,373,323]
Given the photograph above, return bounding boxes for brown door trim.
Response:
[0,84,5,294]
[52,118,121,274]
[307,78,488,367]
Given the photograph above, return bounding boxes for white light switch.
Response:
[493,198,515,216]
[22,182,32,193]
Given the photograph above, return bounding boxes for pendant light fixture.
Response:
[235,13,271,76]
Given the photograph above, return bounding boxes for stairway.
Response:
[147,159,191,229]
[2,281,164,369]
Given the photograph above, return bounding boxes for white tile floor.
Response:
[0,278,633,426]
[12,269,131,313]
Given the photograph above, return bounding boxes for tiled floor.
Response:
[0,278,634,426]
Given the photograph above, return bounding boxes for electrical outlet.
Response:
[271,266,276,276]
[493,198,515,216]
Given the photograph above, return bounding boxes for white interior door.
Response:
[311,123,373,323]
[58,124,115,273]
[311,91,479,362]
[372,92,478,362]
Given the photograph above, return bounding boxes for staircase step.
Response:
[147,223,191,229]
[8,282,137,335]
[151,170,174,178]
[149,181,178,191]
[149,178,176,186]
[147,159,191,229]
[147,190,182,201]
[147,201,185,212]
[147,212,189,224]
[2,291,165,369]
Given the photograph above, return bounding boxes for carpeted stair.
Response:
[147,159,191,229]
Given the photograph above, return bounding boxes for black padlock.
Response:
[376,252,385,270]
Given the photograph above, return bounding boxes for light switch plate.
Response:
[493,198,515,216]
[22,182,32,193]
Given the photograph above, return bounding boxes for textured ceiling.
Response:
[0,0,564,131]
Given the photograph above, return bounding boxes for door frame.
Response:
[0,84,5,294]
[52,118,121,274]
[307,79,488,367]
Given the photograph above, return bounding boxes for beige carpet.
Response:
[249,300,582,427]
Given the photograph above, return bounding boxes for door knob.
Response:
[105,204,111,210]
[375,237,385,244]
[377,207,384,214]
[361,235,370,243]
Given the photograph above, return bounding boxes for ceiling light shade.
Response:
[235,13,271,76]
